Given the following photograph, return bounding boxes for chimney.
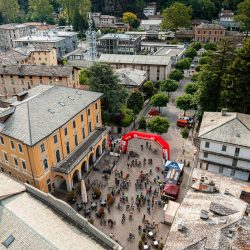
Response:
[221,108,227,116]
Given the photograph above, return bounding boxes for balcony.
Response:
[52,127,108,174]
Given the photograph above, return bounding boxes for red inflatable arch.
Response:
[121,131,170,160]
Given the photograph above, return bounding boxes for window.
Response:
[0,136,4,145]
[232,159,237,167]
[40,143,45,153]
[222,145,227,152]
[53,135,58,144]
[10,141,15,149]
[13,157,18,166]
[219,166,223,173]
[88,109,90,116]
[203,152,208,158]
[26,180,30,184]
[96,115,99,124]
[231,169,235,176]
[81,114,84,122]
[205,142,210,148]
[4,153,8,162]
[235,147,240,156]
[21,160,26,170]
[95,103,98,109]
[82,128,85,139]
[47,178,52,192]
[74,134,78,146]
[1,167,4,172]
[56,150,61,163]
[43,159,48,170]
[64,127,68,136]
[73,120,76,128]
[66,142,70,154]
[18,144,23,153]
[9,171,12,175]
[89,122,92,133]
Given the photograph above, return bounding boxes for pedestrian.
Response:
[120,170,123,177]
[143,214,146,222]
[127,162,130,168]
[108,205,110,213]
[138,225,142,234]
[146,141,148,148]
[141,144,143,150]
[127,154,130,160]
[147,204,151,215]
[152,219,155,226]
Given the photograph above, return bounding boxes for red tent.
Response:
[162,183,179,200]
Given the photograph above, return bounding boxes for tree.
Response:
[175,58,191,72]
[160,2,192,33]
[0,0,22,23]
[181,127,190,139]
[169,69,184,81]
[138,116,147,130]
[234,0,250,36]
[199,56,211,65]
[142,81,156,98]
[185,82,199,95]
[79,68,90,85]
[123,12,138,29]
[151,92,169,112]
[176,94,193,115]
[184,47,197,60]
[190,41,202,51]
[127,90,144,115]
[204,42,217,51]
[189,0,216,21]
[160,79,178,96]
[88,63,127,120]
[221,38,250,113]
[28,0,54,23]
[147,116,170,134]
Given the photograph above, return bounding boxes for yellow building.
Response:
[0,64,80,97]
[0,44,57,66]
[0,84,108,193]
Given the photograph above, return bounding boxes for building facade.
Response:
[198,111,250,181]
[194,23,226,43]
[0,24,36,51]
[0,85,108,193]
[0,45,57,66]
[97,33,141,55]
[143,2,157,17]
[0,65,80,97]
[99,54,171,82]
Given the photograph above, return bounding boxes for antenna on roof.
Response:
[86,12,97,62]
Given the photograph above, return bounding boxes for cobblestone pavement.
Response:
[84,139,171,249]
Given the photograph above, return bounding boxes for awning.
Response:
[163,183,179,196]
[164,161,184,171]
[164,200,180,224]
[81,180,88,204]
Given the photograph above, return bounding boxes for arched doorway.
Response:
[72,169,80,187]
[121,131,171,160]
[102,138,107,151]
[89,153,94,167]
[96,145,101,160]
[81,161,88,177]
[54,175,67,191]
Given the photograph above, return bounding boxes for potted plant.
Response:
[107,194,115,206]
[92,187,101,199]
[96,207,105,218]
[138,240,143,249]
[141,233,146,241]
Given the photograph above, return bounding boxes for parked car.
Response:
[176,116,193,128]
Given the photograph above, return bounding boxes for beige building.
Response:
[0,65,80,97]
[98,54,171,82]
[195,23,226,43]
[0,44,57,66]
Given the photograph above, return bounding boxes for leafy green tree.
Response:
[147,116,170,134]
[184,47,197,60]
[127,90,144,115]
[185,82,199,95]
[190,41,202,51]
[175,58,191,72]
[204,42,217,51]
[221,38,250,113]
[88,63,127,120]
[79,68,90,85]
[189,0,216,21]
[0,0,22,23]
[176,94,193,115]
[121,107,133,127]
[169,69,184,81]
[160,2,192,33]
[160,79,178,96]
[28,0,54,23]
[234,0,250,36]
[142,81,156,98]
[199,56,211,65]
[181,127,190,139]
[138,116,147,130]
[151,92,169,112]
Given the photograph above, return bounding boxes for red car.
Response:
[176,116,193,128]
[148,109,160,116]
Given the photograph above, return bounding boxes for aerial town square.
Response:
[0,0,249,250]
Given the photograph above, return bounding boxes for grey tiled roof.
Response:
[0,85,102,146]
[0,64,76,77]
[196,23,226,30]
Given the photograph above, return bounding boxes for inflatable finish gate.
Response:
[121,131,170,160]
